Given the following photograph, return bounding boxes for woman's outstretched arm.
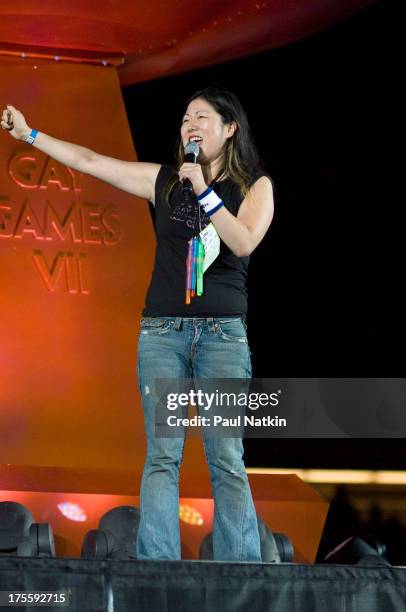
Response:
[1,104,160,202]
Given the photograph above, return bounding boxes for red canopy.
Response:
[0,0,377,85]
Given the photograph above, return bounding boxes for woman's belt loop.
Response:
[206,317,215,333]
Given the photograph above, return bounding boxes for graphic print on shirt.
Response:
[169,196,211,232]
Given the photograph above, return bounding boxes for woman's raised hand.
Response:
[1,105,31,141]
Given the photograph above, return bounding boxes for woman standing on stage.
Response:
[2,86,274,561]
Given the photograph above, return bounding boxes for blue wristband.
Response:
[197,186,224,216]
[26,129,38,145]
[206,201,224,216]
[197,186,214,200]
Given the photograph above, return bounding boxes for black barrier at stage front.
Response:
[0,557,405,611]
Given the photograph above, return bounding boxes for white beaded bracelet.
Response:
[197,186,224,216]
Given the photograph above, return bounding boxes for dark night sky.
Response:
[122,0,403,468]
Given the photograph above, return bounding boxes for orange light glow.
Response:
[179,503,204,526]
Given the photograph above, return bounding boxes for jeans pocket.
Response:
[140,317,172,335]
[215,318,247,343]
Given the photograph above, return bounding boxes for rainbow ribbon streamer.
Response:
[197,239,204,296]
[186,237,205,303]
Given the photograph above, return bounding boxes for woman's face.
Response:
[180,97,235,164]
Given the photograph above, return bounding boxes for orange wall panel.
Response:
[0,63,154,482]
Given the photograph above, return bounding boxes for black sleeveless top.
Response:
[142,165,271,317]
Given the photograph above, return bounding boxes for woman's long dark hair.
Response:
[164,85,263,205]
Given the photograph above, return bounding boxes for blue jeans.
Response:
[136,316,261,561]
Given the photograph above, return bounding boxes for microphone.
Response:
[182,140,200,198]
